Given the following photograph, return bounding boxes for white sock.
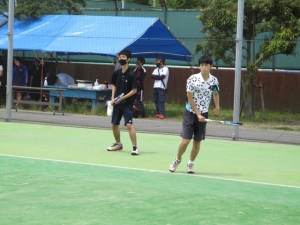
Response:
[188,160,194,165]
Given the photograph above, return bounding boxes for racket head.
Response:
[205,119,243,125]
[221,121,243,125]
[112,93,124,103]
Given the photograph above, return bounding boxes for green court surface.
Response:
[1,121,300,225]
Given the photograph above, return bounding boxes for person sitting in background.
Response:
[55,73,75,86]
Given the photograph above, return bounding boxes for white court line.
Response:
[1,153,300,190]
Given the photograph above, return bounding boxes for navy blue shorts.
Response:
[180,110,208,141]
[111,104,133,126]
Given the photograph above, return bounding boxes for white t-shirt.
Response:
[152,67,169,89]
[55,73,75,86]
[186,72,219,114]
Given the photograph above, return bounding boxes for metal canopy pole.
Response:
[5,0,15,122]
[232,0,245,140]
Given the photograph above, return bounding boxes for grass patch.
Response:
[5,100,300,131]
[273,127,294,131]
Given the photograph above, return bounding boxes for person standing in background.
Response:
[29,59,43,100]
[30,59,42,88]
[0,60,3,88]
[12,57,28,107]
[151,57,169,119]
[132,57,146,101]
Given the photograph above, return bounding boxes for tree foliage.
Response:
[167,0,201,9]
[125,0,200,9]
[196,0,300,117]
[125,0,151,6]
[0,0,87,20]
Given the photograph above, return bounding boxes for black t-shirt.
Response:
[132,66,146,91]
[31,69,42,87]
[111,68,137,105]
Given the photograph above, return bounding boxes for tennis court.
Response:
[1,121,300,225]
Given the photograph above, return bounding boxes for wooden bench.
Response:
[12,86,65,115]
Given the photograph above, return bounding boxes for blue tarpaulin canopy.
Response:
[0,14,193,62]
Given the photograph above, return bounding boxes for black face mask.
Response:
[119,59,127,65]
[156,63,161,67]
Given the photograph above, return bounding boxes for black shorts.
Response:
[111,104,133,126]
[180,109,208,141]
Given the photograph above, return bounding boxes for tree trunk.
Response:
[242,70,255,117]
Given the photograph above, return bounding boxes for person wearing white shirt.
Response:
[151,57,169,119]
[169,55,220,174]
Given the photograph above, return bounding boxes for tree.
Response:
[0,0,87,20]
[125,0,200,9]
[196,0,300,117]
[168,0,201,9]
[125,0,151,6]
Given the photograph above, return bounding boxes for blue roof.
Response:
[0,14,193,62]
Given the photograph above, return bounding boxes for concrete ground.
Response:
[0,108,299,145]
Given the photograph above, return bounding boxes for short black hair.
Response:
[14,57,22,63]
[118,49,132,59]
[198,55,213,65]
[156,57,165,64]
[137,57,145,64]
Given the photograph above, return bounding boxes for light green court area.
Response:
[0,121,300,225]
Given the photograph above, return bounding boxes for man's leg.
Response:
[177,138,191,160]
[190,140,201,161]
[112,124,121,143]
[15,92,22,107]
[153,88,159,116]
[169,138,191,172]
[126,123,137,146]
[107,107,123,151]
[187,140,201,173]
[158,88,165,116]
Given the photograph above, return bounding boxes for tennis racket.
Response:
[205,119,243,126]
[112,93,124,104]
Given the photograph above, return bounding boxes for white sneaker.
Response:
[131,147,139,155]
[169,158,181,172]
[107,143,123,151]
[187,163,195,174]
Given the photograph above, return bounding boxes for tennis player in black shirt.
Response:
[107,50,139,155]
